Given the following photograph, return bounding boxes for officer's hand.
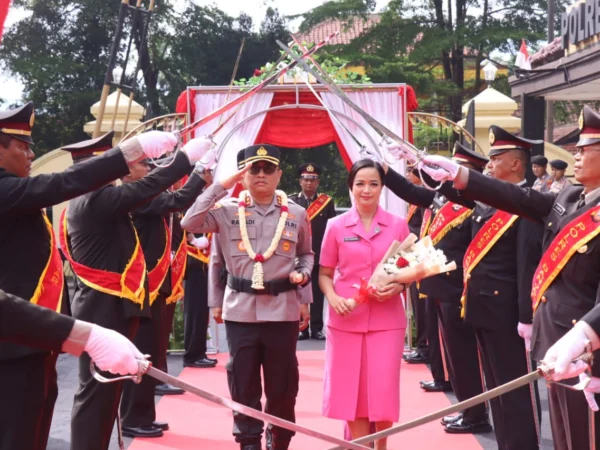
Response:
[383,141,417,163]
[220,163,252,190]
[517,322,533,352]
[84,325,143,376]
[212,307,224,324]
[182,136,214,164]
[542,325,592,381]
[289,271,305,285]
[418,155,461,182]
[299,304,310,331]
[136,131,178,159]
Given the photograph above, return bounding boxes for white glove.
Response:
[182,136,214,164]
[543,326,591,381]
[191,236,209,250]
[194,148,217,173]
[518,322,533,352]
[579,373,600,411]
[382,141,418,163]
[84,325,143,376]
[359,147,382,164]
[136,131,178,159]
[418,155,460,182]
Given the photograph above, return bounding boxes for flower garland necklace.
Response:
[238,189,289,289]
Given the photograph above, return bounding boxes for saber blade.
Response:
[144,366,371,450]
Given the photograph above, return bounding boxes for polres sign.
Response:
[561,0,600,51]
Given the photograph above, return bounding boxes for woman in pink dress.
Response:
[319,159,408,450]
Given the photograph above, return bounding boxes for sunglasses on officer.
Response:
[249,162,278,175]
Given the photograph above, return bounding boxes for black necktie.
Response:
[577,198,586,210]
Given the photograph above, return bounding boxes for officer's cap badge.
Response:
[489,130,495,145]
[257,147,268,156]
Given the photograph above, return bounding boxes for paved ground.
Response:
[48,322,554,449]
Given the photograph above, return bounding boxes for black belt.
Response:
[226,274,297,296]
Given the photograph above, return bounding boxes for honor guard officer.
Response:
[118,156,209,438]
[0,102,172,450]
[531,155,552,192]
[382,142,491,434]
[389,128,544,449]
[289,163,336,341]
[419,106,600,449]
[402,163,429,364]
[181,144,313,450]
[549,159,573,193]
[61,133,213,450]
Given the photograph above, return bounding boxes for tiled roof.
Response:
[530,37,563,68]
[293,15,381,46]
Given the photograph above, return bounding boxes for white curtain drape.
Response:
[193,92,274,197]
[321,91,407,217]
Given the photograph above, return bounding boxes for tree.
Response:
[0,1,290,156]
[297,0,565,122]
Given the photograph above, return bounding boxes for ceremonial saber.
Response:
[525,350,542,446]
[275,40,421,159]
[90,361,371,450]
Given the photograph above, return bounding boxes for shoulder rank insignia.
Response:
[211,203,222,210]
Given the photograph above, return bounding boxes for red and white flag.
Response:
[515,39,531,70]
[0,0,12,43]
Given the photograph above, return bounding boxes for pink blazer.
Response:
[320,206,409,333]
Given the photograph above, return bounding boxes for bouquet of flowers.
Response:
[347,233,457,309]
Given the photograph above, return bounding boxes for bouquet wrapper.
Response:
[368,233,457,290]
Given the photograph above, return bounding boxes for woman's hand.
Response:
[370,282,405,302]
[327,294,352,316]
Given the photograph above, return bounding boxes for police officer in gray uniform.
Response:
[181,144,313,450]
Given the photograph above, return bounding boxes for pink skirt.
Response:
[323,327,405,422]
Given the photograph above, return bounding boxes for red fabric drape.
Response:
[398,86,418,144]
[254,91,353,169]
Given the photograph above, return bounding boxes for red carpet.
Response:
[130,351,483,450]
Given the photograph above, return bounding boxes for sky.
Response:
[0,1,391,104]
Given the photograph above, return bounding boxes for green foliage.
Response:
[0,1,290,156]
[278,143,352,208]
[233,49,370,87]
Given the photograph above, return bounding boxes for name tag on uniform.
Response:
[344,236,360,242]
[553,203,566,216]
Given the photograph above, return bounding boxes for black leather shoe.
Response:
[155,383,185,395]
[183,358,217,368]
[420,380,453,392]
[445,418,492,434]
[152,421,169,430]
[403,351,430,364]
[240,444,261,450]
[441,413,463,425]
[206,356,218,364]
[298,331,309,341]
[311,331,326,340]
[122,425,163,438]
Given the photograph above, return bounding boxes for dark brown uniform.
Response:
[0,148,131,450]
[120,171,205,429]
[67,151,194,450]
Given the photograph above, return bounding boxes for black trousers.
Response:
[309,264,325,334]
[183,259,209,362]
[225,320,300,446]
[547,380,600,450]
[158,301,177,373]
[425,296,448,382]
[0,352,58,450]
[71,317,139,450]
[409,284,428,354]
[434,300,487,422]
[121,298,164,428]
[475,327,538,450]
